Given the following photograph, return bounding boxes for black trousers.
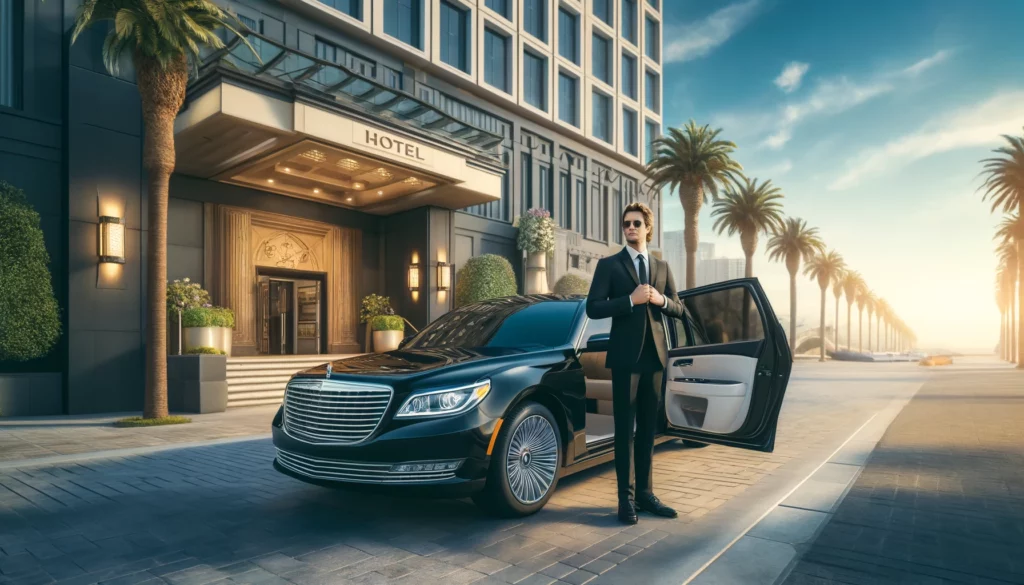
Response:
[611,327,663,503]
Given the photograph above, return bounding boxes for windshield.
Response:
[403,300,581,350]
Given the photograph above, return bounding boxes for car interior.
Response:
[577,317,628,446]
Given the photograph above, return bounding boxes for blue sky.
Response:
[657,0,1024,352]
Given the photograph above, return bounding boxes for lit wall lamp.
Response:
[436,261,451,291]
[98,215,126,264]
[408,263,420,291]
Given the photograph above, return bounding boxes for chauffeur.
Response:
[585,202,684,524]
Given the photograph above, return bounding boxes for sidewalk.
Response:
[781,365,1024,584]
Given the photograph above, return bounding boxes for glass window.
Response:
[621,53,637,100]
[645,69,659,113]
[485,0,511,19]
[0,0,16,109]
[558,72,578,127]
[647,0,660,11]
[558,8,579,64]
[622,0,637,44]
[592,90,611,143]
[575,178,586,236]
[623,107,637,156]
[404,301,581,350]
[612,187,623,243]
[583,316,611,342]
[538,166,552,212]
[484,28,510,93]
[521,152,533,208]
[645,118,660,163]
[317,0,362,19]
[592,33,611,85]
[524,0,547,42]
[645,15,659,62]
[523,51,547,111]
[384,0,422,49]
[671,286,765,348]
[440,1,470,73]
[558,172,571,229]
[593,0,612,25]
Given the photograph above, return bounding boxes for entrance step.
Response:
[226,354,359,408]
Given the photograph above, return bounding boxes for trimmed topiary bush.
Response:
[370,315,405,331]
[455,254,517,307]
[553,273,591,295]
[0,181,61,361]
[180,306,235,329]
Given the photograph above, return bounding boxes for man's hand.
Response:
[630,284,651,306]
[649,287,665,307]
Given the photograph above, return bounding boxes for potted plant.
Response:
[181,306,235,356]
[553,273,591,295]
[454,254,517,308]
[167,278,211,354]
[515,208,555,294]
[371,315,405,353]
[360,294,393,352]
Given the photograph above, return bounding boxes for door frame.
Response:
[256,267,328,355]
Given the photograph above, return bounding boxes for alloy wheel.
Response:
[506,414,558,504]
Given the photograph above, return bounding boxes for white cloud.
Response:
[902,49,954,77]
[828,90,1024,191]
[774,61,810,93]
[665,0,761,64]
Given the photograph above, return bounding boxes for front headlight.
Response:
[395,380,491,418]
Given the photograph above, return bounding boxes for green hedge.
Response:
[180,306,235,329]
[370,315,405,331]
[455,254,517,307]
[553,273,591,295]
[0,181,61,361]
[184,346,225,355]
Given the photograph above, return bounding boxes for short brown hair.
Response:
[622,202,654,243]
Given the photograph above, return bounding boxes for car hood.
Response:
[299,346,534,377]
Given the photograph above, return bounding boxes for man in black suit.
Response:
[585,202,684,524]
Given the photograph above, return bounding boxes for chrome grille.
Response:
[283,379,392,445]
[276,449,459,483]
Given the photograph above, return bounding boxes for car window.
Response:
[403,300,580,350]
[582,316,611,342]
[673,286,765,348]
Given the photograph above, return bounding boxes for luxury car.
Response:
[271,278,793,517]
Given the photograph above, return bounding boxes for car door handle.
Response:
[672,358,693,367]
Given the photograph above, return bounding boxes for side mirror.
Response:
[586,333,609,352]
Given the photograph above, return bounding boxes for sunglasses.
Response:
[622,220,645,229]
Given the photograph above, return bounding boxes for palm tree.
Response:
[840,271,864,351]
[995,213,1022,362]
[831,268,847,351]
[998,266,1013,361]
[979,132,1024,368]
[855,282,869,353]
[865,293,877,352]
[804,250,846,362]
[766,218,824,352]
[647,120,743,289]
[875,299,891,351]
[710,177,785,278]
[72,0,254,419]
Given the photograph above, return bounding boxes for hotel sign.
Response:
[353,123,434,167]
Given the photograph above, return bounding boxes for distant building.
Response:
[663,230,686,283]
[696,258,744,287]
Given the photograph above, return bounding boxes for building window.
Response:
[558,172,571,229]
[558,72,578,127]
[613,187,624,243]
[647,0,659,10]
[589,183,607,241]
[621,53,637,100]
[622,0,637,44]
[0,0,18,109]
[523,50,547,111]
[467,146,512,221]
[623,107,638,156]
[384,0,423,49]
[593,0,612,25]
[645,118,660,163]
[485,0,511,20]
[645,69,659,113]
[592,90,611,143]
[592,33,612,85]
[440,0,470,73]
[484,28,511,93]
[521,152,533,208]
[317,0,362,19]
[524,0,547,42]
[558,8,579,64]
[538,165,552,213]
[645,15,659,62]
[575,178,586,237]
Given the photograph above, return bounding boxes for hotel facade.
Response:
[0,0,665,414]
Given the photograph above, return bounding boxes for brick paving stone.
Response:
[559,569,599,585]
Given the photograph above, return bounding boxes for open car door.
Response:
[661,278,793,452]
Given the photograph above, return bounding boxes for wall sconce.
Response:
[408,263,420,291]
[436,261,451,291]
[98,216,125,264]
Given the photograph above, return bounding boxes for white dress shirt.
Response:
[624,246,665,307]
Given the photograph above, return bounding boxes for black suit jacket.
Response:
[585,247,684,370]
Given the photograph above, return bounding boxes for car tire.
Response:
[474,401,562,518]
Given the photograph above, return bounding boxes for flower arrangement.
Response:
[515,208,555,256]
[360,293,395,324]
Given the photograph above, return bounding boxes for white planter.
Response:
[373,330,403,353]
[183,326,233,356]
[525,251,550,294]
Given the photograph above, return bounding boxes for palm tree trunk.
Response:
[1013,271,1019,363]
[745,252,753,279]
[858,308,863,353]
[789,271,797,353]
[1018,206,1023,368]
[846,301,852,351]
[834,297,840,352]
[867,313,872,352]
[681,185,703,290]
[819,287,826,362]
[137,54,188,419]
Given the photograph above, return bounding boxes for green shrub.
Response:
[180,306,235,329]
[166,278,210,313]
[0,181,61,361]
[114,416,191,427]
[370,315,405,331]
[184,346,225,355]
[455,254,517,307]
[553,273,591,295]
[360,294,394,323]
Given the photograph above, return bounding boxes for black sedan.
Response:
[272,278,793,517]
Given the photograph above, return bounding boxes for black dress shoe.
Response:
[636,494,678,518]
[618,500,638,525]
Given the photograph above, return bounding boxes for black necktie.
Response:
[637,255,647,285]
